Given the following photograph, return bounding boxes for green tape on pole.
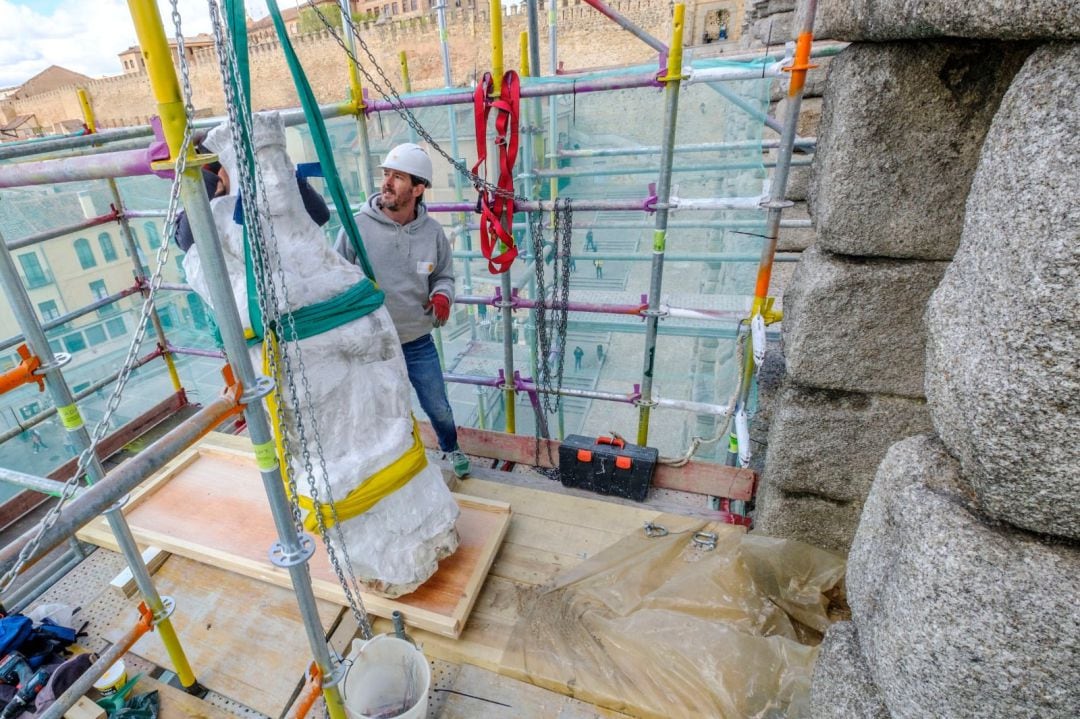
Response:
[653,229,666,252]
[728,433,738,454]
[57,404,83,430]
[253,441,279,471]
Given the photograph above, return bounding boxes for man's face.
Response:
[380,168,423,212]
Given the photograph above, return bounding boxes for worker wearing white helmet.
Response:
[334,143,470,478]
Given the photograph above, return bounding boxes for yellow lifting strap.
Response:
[262,332,429,534]
[301,420,427,533]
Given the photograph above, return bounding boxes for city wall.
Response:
[3,1,679,130]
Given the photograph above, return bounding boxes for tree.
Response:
[297,5,343,34]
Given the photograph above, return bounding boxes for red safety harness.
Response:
[472,71,521,275]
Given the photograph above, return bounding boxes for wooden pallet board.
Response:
[102,555,341,717]
[79,432,511,639]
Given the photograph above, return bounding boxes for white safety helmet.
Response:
[378,142,433,187]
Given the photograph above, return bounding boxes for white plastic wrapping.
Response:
[186,113,459,596]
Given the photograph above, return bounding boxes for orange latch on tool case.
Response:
[577,449,593,462]
[615,456,632,470]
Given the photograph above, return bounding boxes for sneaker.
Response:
[449,449,470,478]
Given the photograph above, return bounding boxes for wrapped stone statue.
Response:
[182,112,460,597]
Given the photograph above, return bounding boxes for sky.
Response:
[0,1,281,88]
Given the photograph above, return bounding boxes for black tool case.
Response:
[558,434,659,502]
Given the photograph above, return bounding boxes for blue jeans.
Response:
[401,334,458,452]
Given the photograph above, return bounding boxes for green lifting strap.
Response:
[268,279,386,344]
[266,0,378,282]
[212,1,384,348]
[224,0,250,108]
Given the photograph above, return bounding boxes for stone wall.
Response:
[753,40,1030,554]
[782,3,1080,717]
[3,1,676,131]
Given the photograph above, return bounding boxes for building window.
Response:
[38,300,60,322]
[105,316,127,338]
[63,332,87,354]
[89,279,108,301]
[19,403,40,421]
[74,238,97,269]
[143,222,161,250]
[98,232,118,261]
[392,2,398,14]
[84,325,108,346]
[18,253,49,288]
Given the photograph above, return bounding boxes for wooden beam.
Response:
[109,545,169,597]
[418,422,756,500]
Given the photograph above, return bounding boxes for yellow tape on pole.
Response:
[253,441,279,471]
[57,404,83,430]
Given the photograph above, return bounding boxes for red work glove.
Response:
[429,293,451,327]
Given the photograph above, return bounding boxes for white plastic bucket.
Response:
[341,635,430,719]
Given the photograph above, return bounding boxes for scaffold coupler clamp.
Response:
[631,384,656,410]
[270,534,317,569]
[239,375,275,406]
[149,597,175,626]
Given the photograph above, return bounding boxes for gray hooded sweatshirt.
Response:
[334,195,455,344]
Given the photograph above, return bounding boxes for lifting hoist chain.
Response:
[304,0,527,205]
[0,1,193,593]
[529,199,572,475]
[209,0,374,639]
[531,199,572,419]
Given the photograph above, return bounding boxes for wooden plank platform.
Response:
[78,432,511,639]
[130,675,236,719]
[103,555,341,716]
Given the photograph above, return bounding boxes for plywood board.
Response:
[103,556,341,717]
[79,432,511,639]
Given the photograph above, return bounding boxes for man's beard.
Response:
[380,190,402,211]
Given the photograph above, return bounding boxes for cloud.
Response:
[0,1,273,88]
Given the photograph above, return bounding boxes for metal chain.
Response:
[209,0,373,638]
[303,0,526,203]
[0,0,196,593]
[530,200,572,476]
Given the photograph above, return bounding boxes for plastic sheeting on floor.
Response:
[502,517,845,718]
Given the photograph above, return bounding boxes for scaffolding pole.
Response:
[729,0,819,470]
[0,226,199,691]
[125,1,347,715]
[637,3,685,446]
[340,0,377,198]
